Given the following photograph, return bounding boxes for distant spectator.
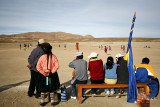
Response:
[19,44,21,50]
[24,44,27,51]
[104,46,107,54]
[123,45,125,52]
[109,45,111,51]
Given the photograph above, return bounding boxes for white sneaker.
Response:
[110,91,115,95]
[105,91,110,95]
[116,93,120,98]
[71,96,76,99]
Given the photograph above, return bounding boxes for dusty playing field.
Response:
[0,41,159,107]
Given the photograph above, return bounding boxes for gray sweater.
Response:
[69,59,88,81]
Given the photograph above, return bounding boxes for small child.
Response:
[104,56,117,95]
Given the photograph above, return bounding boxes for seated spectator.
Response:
[69,51,88,99]
[88,52,104,95]
[136,57,159,99]
[115,53,129,98]
[104,56,117,95]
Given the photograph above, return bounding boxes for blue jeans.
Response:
[105,88,114,93]
[71,79,87,97]
[148,79,159,99]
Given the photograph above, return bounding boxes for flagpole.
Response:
[126,12,137,103]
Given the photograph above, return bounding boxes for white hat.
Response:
[38,39,45,44]
[115,53,124,58]
[88,52,98,59]
[75,51,83,57]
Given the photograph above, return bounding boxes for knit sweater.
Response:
[69,59,88,81]
[88,59,104,80]
[36,54,59,77]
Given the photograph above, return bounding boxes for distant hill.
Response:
[0,32,160,42]
[0,32,94,42]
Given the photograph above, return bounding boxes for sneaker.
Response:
[71,96,76,99]
[91,91,96,95]
[110,91,115,95]
[105,91,110,95]
[92,93,96,95]
[116,95,120,98]
[116,93,121,98]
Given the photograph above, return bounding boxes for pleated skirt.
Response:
[38,72,60,93]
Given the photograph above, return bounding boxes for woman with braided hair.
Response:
[36,43,60,106]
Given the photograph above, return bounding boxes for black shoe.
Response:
[35,93,41,99]
[28,93,33,97]
[28,91,34,97]
[39,102,44,106]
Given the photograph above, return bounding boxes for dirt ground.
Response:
[0,41,159,107]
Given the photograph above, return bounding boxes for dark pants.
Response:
[71,79,87,97]
[90,78,104,94]
[148,79,159,99]
[115,88,128,94]
[28,70,40,95]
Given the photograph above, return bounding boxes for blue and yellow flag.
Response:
[125,12,137,103]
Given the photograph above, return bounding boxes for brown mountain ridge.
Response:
[0,32,160,42]
[0,32,94,42]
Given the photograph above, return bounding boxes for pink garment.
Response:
[36,54,59,77]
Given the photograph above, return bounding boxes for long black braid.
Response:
[47,51,52,70]
[41,42,53,70]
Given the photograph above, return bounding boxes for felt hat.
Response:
[38,39,45,44]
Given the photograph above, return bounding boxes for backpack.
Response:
[41,43,52,54]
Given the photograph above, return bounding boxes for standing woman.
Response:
[104,56,117,95]
[36,43,60,106]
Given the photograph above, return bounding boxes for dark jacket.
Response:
[116,59,129,84]
[28,45,44,72]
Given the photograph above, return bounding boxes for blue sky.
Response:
[0,0,160,38]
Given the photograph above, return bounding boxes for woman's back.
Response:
[104,63,117,79]
[116,60,129,84]
[89,59,104,80]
